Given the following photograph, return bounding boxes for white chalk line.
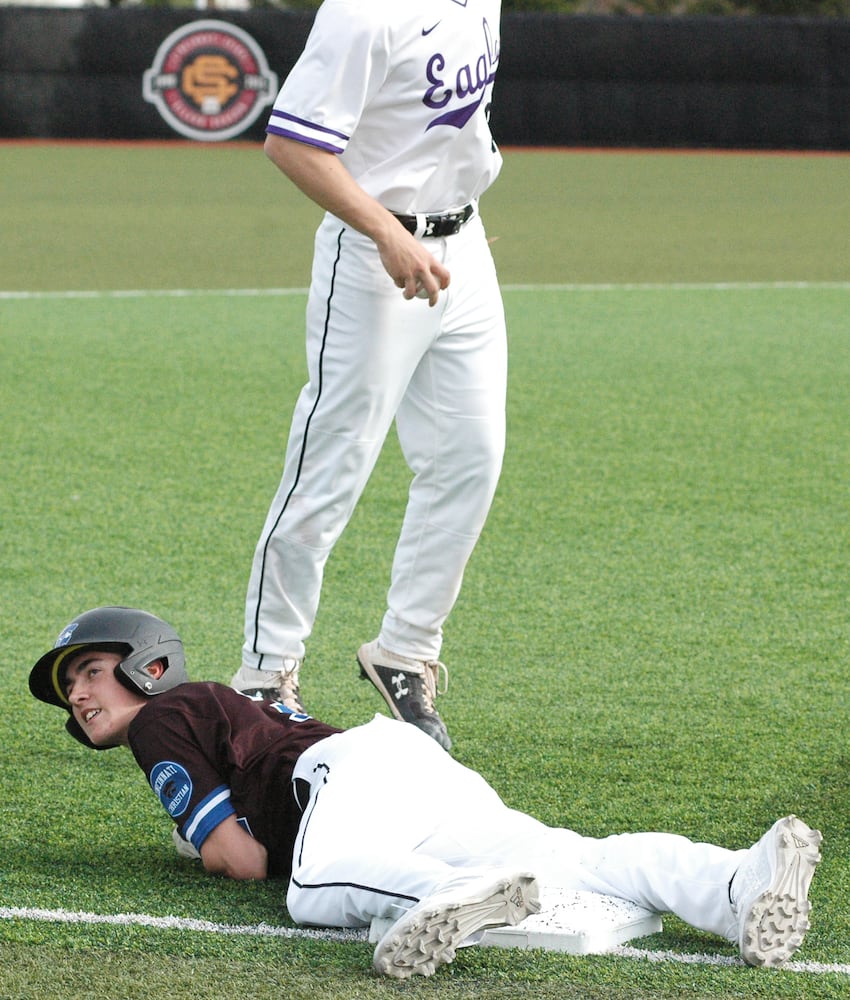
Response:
[2,906,848,976]
[613,945,850,976]
[1,281,849,302]
[0,904,365,944]
[0,287,306,301]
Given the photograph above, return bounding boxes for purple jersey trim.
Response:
[265,124,345,155]
[268,109,349,142]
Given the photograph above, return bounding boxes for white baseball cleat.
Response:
[373,870,540,978]
[730,814,822,967]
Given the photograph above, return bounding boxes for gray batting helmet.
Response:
[29,606,188,748]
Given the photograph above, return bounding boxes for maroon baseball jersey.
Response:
[127,682,341,878]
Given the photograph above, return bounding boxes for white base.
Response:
[478,887,662,955]
[369,887,662,956]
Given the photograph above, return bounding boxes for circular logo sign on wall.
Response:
[143,20,279,141]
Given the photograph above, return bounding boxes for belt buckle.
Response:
[448,204,472,235]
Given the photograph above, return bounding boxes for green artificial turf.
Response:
[1,142,848,290]
[1,142,848,999]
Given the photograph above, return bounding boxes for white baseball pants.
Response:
[288,716,742,943]
[243,211,507,668]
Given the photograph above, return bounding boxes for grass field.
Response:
[1,142,849,999]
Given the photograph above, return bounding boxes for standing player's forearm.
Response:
[264,134,402,246]
[264,133,450,305]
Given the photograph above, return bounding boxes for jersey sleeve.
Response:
[129,707,236,854]
[266,0,390,153]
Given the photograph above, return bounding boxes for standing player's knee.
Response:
[456,427,504,493]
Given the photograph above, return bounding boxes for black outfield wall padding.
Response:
[498,13,850,150]
[0,8,847,149]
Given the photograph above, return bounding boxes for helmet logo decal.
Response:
[151,761,193,818]
[55,622,80,648]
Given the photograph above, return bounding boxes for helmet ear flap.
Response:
[115,638,185,698]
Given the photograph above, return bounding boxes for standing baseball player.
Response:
[30,607,823,979]
[232,0,510,749]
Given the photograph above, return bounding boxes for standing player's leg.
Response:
[236,222,441,706]
[358,217,507,747]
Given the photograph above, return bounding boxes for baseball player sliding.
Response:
[31,608,823,979]
[232,0,509,750]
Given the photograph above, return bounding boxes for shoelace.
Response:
[276,659,303,708]
[422,660,449,708]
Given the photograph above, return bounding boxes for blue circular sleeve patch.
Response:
[150,761,193,819]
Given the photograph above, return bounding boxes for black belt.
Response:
[393,203,474,238]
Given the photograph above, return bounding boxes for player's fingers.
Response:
[413,278,437,306]
[399,275,419,300]
[412,262,451,306]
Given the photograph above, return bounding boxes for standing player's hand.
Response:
[378,226,451,308]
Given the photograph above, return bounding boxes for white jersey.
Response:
[266,0,502,214]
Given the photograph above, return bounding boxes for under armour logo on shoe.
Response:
[391,672,410,700]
